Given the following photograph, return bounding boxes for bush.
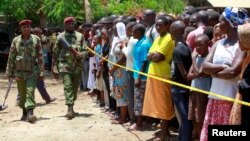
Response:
[90,0,185,22]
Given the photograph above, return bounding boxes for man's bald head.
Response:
[143,9,156,16]
[171,20,186,34]
[142,9,156,27]
[195,34,210,55]
[196,10,209,25]
[195,34,210,43]
[32,27,43,38]
[32,27,43,33]
[170,20,186,40]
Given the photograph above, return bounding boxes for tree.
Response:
[41,0,84,26]
[84,0,92,23]
[0,0,41,25]
[0,0,186,27]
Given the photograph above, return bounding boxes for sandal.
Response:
[111,119,126,124]
[0,104,8,111]
[127,123,138,131]
[110,115,120,120]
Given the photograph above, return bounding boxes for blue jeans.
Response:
[171,86,193,141]
[37,79,51,101]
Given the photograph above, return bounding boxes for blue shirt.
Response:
[133,36,151,80]
[95,44,102,69]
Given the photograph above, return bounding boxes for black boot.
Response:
[20,109,27,121]
[27,109,37,123]
[65,105,75,119]
[72,107,79,116]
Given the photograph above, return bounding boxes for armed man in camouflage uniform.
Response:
[52,17,88,119]
[6,20,44,123]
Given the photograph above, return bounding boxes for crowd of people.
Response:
[1,5,250,141]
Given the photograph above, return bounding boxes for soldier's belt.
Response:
[16,58,36,72]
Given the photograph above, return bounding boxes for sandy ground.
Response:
[0,72,180,141]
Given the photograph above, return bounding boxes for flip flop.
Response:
[111,119,123,124]
[127,123,138,131]
[0,104,8,111]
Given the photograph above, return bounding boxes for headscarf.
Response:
[110,22,127,56]
[238,23,250,49]
[115,22,127,39]
[222,7,248,28]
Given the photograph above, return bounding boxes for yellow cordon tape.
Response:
[87,47,250,107]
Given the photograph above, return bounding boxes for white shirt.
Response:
[122,36,138,70]
[145,24,159,43]
[209,38,240,100]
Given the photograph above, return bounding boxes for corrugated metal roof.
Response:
[207,0,250,8]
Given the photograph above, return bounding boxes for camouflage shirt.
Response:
[6,34,44,79]
[52,30,88,74]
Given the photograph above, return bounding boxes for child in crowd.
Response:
[183,26,196,42]
[187,34,212,140]
[203,26,214,41]
[87,35,98,97]
[211,23,225,44]
[129,23,151,130]
[94,34,105,107]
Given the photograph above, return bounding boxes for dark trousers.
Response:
[45,52,52,71]
[241,94,250,125]
[171,86,193,141]
[103,71,116,111]
[127,71,135,123]
[80,59,89,90]
[37,79,51,101]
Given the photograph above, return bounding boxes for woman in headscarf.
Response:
[109,22,129,124]
[237,23,250,125]
[200,7,248,141]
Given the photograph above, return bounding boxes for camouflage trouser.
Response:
[16,76,37,109]
[60,72,81,105]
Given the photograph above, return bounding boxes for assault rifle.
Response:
[58,37,83,59]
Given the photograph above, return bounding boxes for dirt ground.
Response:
[0,72,181,141]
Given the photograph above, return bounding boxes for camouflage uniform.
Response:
[6,34,44,110]
[52,30,88,106]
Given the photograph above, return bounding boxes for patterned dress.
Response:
[200,38,240,141]
[112,43,129,107]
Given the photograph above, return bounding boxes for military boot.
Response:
[20,109,27,121]
[72,108,79,116]
[27,109,37,123]
[65,105,75,119]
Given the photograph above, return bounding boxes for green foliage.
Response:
[0,0,41,25]
[90,0,185,21]
[0,0,186,27]
[41,0,84,26]
[89,0,108,22]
